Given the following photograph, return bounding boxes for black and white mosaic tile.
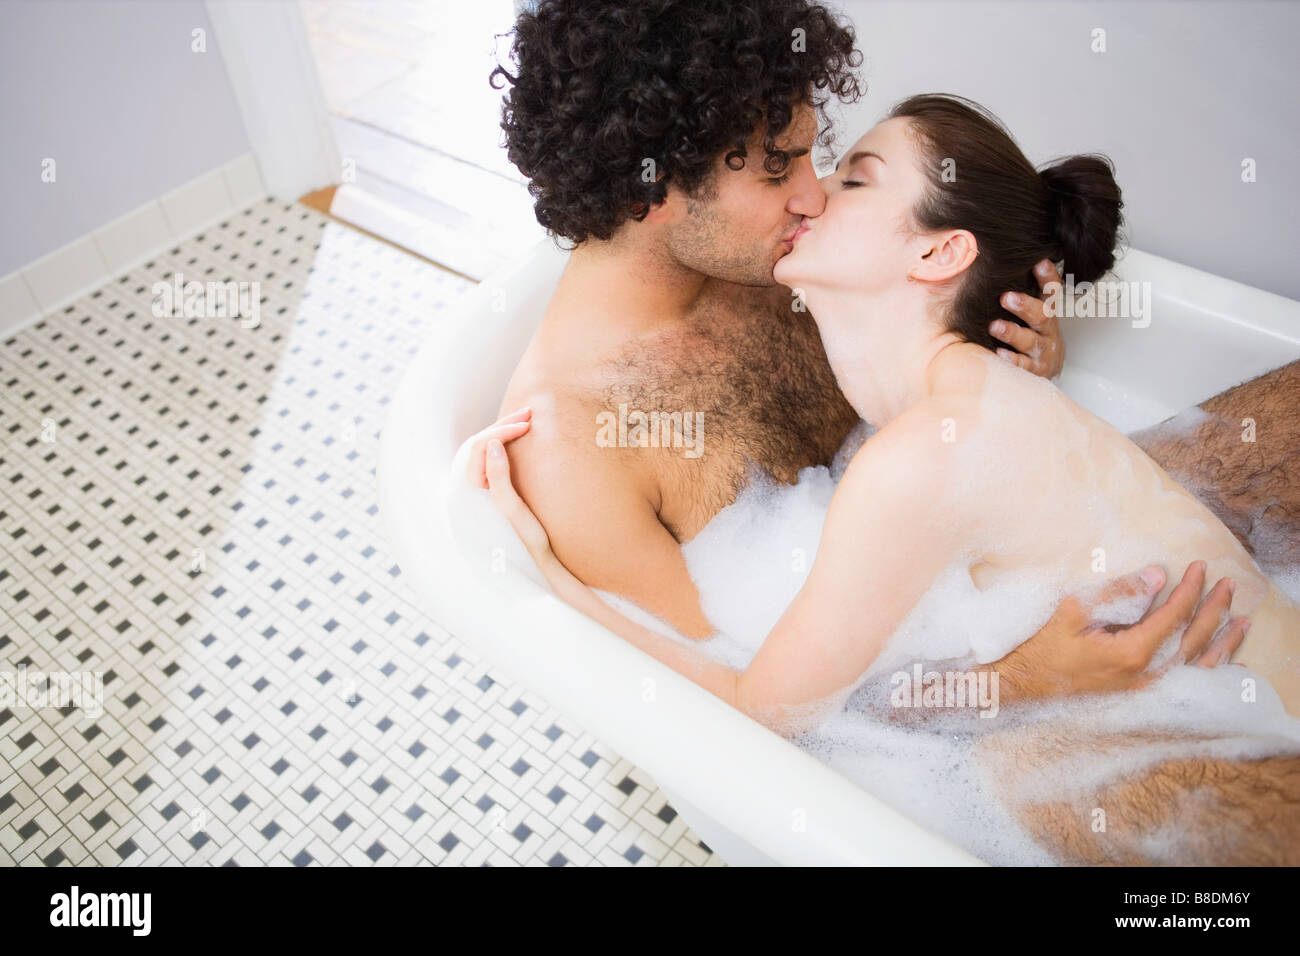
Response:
[0,199,721,867]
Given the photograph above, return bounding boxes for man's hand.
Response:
[991,259,1065,378]
[990,561,1250,703]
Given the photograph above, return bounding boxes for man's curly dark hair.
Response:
[490,0,864,244]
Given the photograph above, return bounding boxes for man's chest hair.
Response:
[591,284,856,486]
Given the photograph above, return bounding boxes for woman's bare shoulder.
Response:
[835,398,975,505]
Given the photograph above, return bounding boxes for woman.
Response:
[472,94,1296,736]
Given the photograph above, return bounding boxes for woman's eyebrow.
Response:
[834,149,886,171]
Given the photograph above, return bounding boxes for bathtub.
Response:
[377,239,1300,866]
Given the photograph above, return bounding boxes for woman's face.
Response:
[772,117,930,294]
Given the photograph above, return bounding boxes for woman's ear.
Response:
[910,230,978,283]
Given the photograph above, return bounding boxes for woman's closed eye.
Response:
[841,179,866,188]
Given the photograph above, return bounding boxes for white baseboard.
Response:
[0,153,267,338]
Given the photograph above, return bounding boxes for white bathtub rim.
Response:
[1113,246,1300,346]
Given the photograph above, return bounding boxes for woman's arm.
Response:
[482,437,745,707]
[484,416,957,736]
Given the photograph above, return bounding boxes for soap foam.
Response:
[1270,566,1300,605]
[1128,405,1212,445]
[676,419,875,662]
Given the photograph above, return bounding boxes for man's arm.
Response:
[503,399,716,639]
[985,561,1248,703]
[989,259,1067,378]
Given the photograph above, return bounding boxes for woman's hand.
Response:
[991,561,1250,702]
[465,406,532,488]
[991,259,1066,378]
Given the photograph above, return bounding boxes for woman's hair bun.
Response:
[1039,155,1123,284]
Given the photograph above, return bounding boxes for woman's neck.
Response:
[798,282,971,426]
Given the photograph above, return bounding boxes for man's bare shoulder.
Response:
[501,386,657,508]
[495,384,713,631]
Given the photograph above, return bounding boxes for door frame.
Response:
[204,0,340,200]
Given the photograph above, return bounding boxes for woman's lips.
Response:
[782,224,811,252]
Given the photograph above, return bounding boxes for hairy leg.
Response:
[1018,753,1300,865]
[979,723,1300,864]
[1132,360,1300,567]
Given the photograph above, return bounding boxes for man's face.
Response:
[660,101,826,286]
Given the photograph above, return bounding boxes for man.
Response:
[481,0,1298,860]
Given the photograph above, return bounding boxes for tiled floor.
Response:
[0,199,721,867]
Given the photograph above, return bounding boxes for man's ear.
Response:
[643,199,675,223]
[632,166,682,224]
[642,184,680,223]
[910,230,978,283]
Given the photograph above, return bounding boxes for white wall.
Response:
[0,0,250,277]
[828,0,1300,299]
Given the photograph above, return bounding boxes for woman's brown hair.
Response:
[888,94,1124,352]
